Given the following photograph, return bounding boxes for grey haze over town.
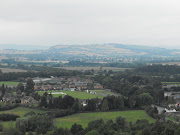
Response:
[0,0,180,49]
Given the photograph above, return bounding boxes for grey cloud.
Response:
[0,0,180,48]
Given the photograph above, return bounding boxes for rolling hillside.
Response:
[49,43,180,57]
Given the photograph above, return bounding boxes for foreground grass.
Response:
[37,90,104,99]
[56,110,155,129]
[0,81,20,86]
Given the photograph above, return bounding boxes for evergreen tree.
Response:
[25,78,34,95]
[101,99,109,111]
[70,123,83,135]
[39,96,47,108]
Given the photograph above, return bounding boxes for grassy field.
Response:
[0,107,45,117]
[0,107,46,128]
[0,81,20,86]
[55,110,155,129]
[0,68,27,73]
[37,90,104,99]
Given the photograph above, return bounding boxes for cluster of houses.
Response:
[2,92,38,104]
[33,76,103,91]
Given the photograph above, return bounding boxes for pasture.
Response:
[0,107,45,117]
[0,81,20,86]
[1,107,46,128]
[37,90,104,99]
[56,110,155,129]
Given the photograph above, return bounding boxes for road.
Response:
[152,104,165,114]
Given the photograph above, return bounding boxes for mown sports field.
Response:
[37,90,105,99]
[55,110,155,129]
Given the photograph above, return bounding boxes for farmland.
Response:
[37,90,104,99]
[0,81,20,86]
[0,68,27,73]
[56,67,131,72]
[56,110,155,129]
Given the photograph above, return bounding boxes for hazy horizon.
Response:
[0,43,180,50]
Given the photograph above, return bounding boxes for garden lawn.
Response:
[55,110,155,129]
[0,81,20,86]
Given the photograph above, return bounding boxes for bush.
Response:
[0,104,19,111]
[24,111,36,117]
[0,114,19,121]
[47,110,75,118]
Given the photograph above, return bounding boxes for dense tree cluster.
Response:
[0,70,84,81]
[16,114,53,134]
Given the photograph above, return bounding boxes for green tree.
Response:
[175,127,180,135]
[25,78,34,95]
[16,83,24,93]
[86,130,100,135]
[116,117,126,130]
[101,99,109,111]
[39,96,48,108]
[71,123,83,135]
[140,93,153,106]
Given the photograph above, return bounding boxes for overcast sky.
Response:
[0,0,180,49]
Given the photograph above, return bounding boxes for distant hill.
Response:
[49,43,180,57]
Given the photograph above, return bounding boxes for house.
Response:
[51,85,62,90]
[34,85,41,90]
[42,84,52,90]
[165,108,177,113]
[94,83,103,89]
[2,93,16,103]
[21,96,37,104]
[80,99,88,106]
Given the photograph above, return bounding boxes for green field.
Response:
[55,110,155,129]
[0,81,20,86]
[37,90,104,99]
[0,107,46,128]
[0,107,45,117]
[64,91,104,99]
